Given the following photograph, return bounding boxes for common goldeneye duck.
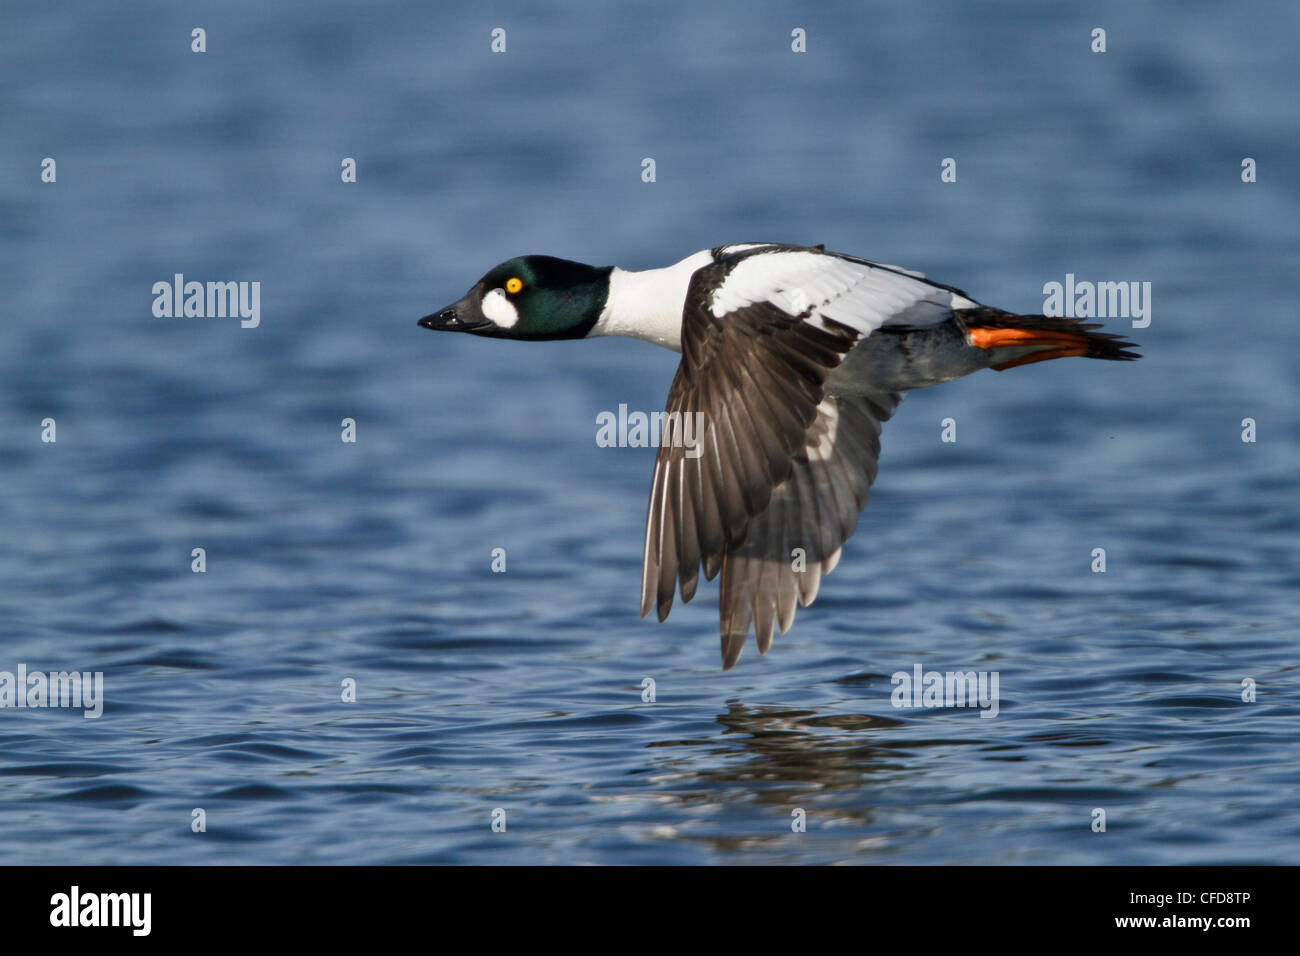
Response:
[419,243,1140,669]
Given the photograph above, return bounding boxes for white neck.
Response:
[589,250,713,352]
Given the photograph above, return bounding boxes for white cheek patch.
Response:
[481,287,519,328]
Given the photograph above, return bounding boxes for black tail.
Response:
[957,307,1142,370]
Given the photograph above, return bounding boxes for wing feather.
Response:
[640,244,926,667]
[716,393,902,667]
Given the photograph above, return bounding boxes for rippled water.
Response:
[2,1,1298,864]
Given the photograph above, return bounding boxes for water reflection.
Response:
[652,701,986,799]
[629,701,1000,857]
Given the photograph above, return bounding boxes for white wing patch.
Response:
[714,243,776,258]
[482,287,519,328]
[709,250,962,335]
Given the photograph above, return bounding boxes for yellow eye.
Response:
[505,277,523,294]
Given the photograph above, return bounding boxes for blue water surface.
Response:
[1,0,1298,864]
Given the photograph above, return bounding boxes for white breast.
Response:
[590,251,714,352]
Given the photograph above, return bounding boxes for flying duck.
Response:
[419,243,1140,668]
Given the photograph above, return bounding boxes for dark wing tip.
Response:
[655,593,673,622]
[720,632,746,670]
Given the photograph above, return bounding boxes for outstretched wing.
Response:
[641,245,941,663]
[717,391,901,668]
[640,287,856,622]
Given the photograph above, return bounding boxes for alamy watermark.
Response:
[1042,274,1151,329]
[152,274,260,328]
[50,886,150,936]
[596,404,706,458]
[891,663,999,718]
[0,664,103,718]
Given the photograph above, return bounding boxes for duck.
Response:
[418,243,1140,669]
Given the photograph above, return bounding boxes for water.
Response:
[1,0,1298,864]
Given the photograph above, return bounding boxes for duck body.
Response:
[420,242,1139,668]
